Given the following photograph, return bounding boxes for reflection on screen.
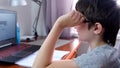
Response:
[0,13,16,41]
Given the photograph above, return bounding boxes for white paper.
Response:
[15,50,70,67]
[53,50,70,60]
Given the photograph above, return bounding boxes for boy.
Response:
[33,0,120,68]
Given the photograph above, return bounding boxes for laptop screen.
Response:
[0,9,17,46]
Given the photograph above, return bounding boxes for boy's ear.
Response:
[93,22,103,34]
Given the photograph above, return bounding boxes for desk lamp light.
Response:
[32,0,42,40]
[11,0,42,40]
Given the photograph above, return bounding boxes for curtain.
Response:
[45,0,73,38]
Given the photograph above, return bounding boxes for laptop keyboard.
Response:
[0,44,40,63]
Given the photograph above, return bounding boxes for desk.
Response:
[0,38,80,68]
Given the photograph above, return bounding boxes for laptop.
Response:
[0,9,40,63]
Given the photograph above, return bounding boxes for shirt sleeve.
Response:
[73,52,107,68]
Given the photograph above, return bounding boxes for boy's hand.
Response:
[55,10,85,29]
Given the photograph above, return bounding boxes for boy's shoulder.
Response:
[92,44,116,55]
[73,44,119,68]
[89,44,117,61]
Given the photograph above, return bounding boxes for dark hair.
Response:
[75,0,120,46]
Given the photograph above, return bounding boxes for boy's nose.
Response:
[74,26,79,32]
[74,26,79,29]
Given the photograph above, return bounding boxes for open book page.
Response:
[15,50,70,67]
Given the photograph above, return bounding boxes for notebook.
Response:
[0,9,40,63]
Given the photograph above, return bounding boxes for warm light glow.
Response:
[72,39,80,49]
[72,0,78,10]
[116,0,120,6]
[73,39,79,45]
[71,0,79,37]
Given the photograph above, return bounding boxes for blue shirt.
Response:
[73,44,120,68]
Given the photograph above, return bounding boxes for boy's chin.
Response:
[78,38,88,42]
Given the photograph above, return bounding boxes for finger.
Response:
[72,11,80,20]
[80,17,85,23]
[74,12,83,24]
[69,10,76,17]
[74,13,81,23]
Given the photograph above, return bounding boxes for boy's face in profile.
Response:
[74,20,95,42]
[72,11,95,42]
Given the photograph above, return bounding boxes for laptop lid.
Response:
[0,9,17,47]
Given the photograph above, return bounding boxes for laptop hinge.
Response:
[0,43,12,48]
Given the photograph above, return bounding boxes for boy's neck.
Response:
[90,39,106,50]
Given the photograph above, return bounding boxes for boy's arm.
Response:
[32,10,84,68]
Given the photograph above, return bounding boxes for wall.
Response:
[0,0,119,38]
[0,0,46,36]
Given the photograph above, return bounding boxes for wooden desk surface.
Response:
[0,38,80,68]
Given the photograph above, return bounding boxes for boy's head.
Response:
[75,0,120,46]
